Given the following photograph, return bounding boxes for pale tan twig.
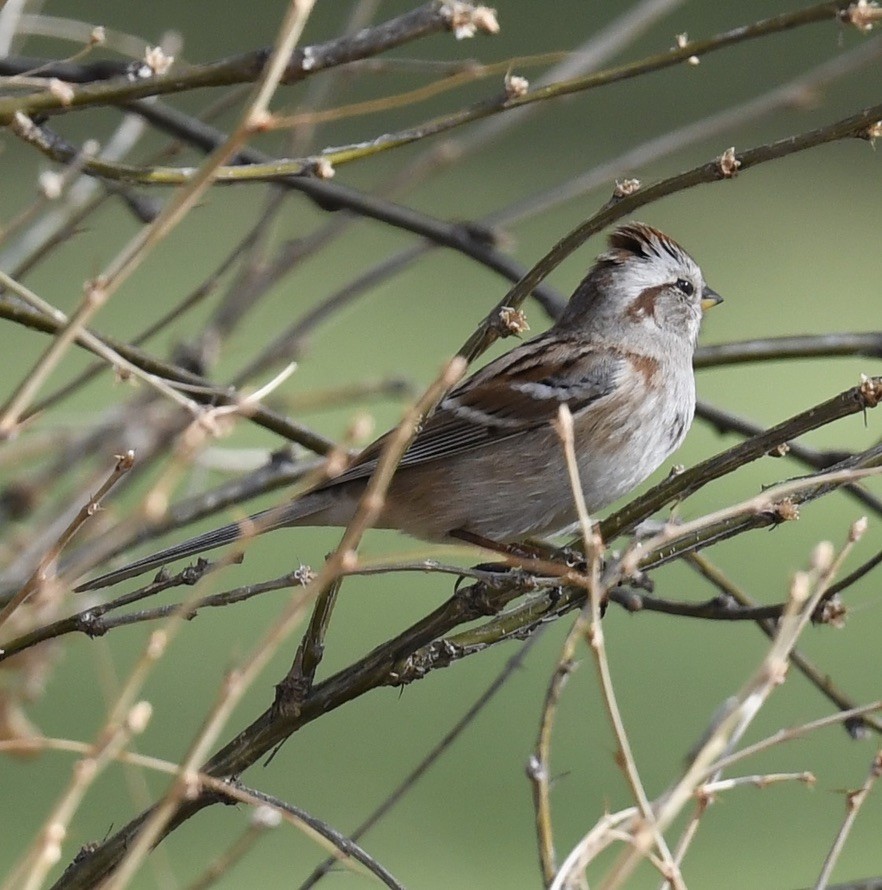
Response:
[529,605,581,885]
[623,469,881,577]
[15,13,153,59]
[284,354,468,693]
[0,0,316,444]
[600,520,867,890]
[98,7,318,885]
[60,364,302,593]
[0,736,393,887]
[0,450,134,633]
[684,553,882,735]
[553,405,683,890]
[814,749,882,890]
[551,807,641,889]
[701,771,816,795]
[660,770,818,889]
[90,641,177,888]
[1,112,151,276]
[0,269,203,414]
[7,479,261,890]
[0,135,97,248]
[2,681,154,890]
[0,259,111,437]
[527,405,603,885]
[712,701,882,778]
[102,352,464,888]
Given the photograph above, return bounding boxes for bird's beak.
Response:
[700,285,723,313]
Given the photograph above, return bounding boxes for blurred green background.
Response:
[2,1,882,887]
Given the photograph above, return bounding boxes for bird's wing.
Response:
[320,338,623,487]
[75,342,622,592]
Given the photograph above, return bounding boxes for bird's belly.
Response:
[379,408,688,542]
[372,366,695,542]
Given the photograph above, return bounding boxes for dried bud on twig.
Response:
[125,701,153,734]
[293,564,317,586]
[849,516,869,541]
[504,73,529,99]
[311,157,335,180]
[810,540,834,572]
[675,32,700,65]
[718,147,741,178]
[769,498,799,522]
[614,178,641,198]
[47,79,75,106]
[128,45,174,80]
[815,594,847,628]
[859,373,882,407]
[441,2,500,39]
[38,172,64,200]
[251,805,283,829]
[498,306,530,335]
[842,0,882,32]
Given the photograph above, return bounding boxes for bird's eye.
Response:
[675,278,694,296]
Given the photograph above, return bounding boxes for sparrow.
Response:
[77,222,721,591]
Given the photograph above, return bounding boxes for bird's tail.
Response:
[75,501,307,592]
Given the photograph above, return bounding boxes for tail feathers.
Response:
[75,504,295,592]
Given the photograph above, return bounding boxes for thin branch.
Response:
[314,2,870,166]
[459,102,882,363]
[592,523,865,890]
[684,553,882,735]
[529,614,581,885]
[814,750,882,890]
[0,451,134,632]
[0,269,203,416]
[600,377,882,544]
[0,2,484,122]
[298,632,540,890]
[0,299,337,455]
[0,733,402,890]
[555,406,683,889]
[229,783,405,890]
[99,9,320,885]
[711,701,882,778]
[695,332,882,368]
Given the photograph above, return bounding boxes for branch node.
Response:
[310,157,335,179]
[763,497,800,523]
[47,78,75,106]
[717,146,741,178]
[127,46,174,81]
[440,2,500,39]
[813,593,847,628]
[613,178,641,199]
[841,1,882,32]
[858,373,882,407]
[504,72,529,99]
[675,32,700,65]
[497,306,530,335]
[390,638,462,685]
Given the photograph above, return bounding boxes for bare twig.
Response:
[298,632,540,890]
[555,405,683,888]
[814,750,882,890]
[0,451,134,632]
[98,8,320,884]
